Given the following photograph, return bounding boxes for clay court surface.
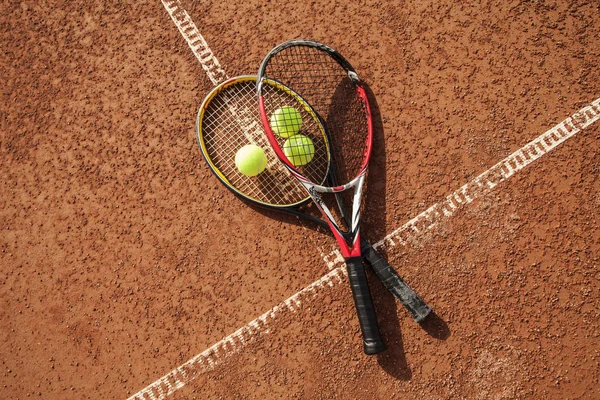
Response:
[2,0,600,398]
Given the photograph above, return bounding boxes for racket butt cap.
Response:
[413,305,433,323]
[363,340,386,355]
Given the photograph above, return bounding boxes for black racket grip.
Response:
[360,239,432,322]
[345,256,386,355]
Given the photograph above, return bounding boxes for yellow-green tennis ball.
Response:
[283,134,315,166]
[269,106,302,138]
[235,144,267,177]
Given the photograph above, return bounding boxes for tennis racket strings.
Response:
[199,77,309,206]
[258,44,371,186]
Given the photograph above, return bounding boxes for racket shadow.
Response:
[371,280,411,380]
[374,288,451,380]
[360,83,451,375]
[360,83,389,242]
[243,200,328,232]
[359,82,410,378]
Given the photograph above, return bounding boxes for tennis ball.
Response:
[235,144,267,177]
[283,134,315,166]
[269,106,302,138]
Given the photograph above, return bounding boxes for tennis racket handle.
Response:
[345,256,386,355]
[360,240,432,322]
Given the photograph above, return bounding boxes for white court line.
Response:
[127,268,345,399]
[127,2,600,399]
[161,0,227,85]
[162,0,282,172]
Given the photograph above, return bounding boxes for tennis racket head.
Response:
[197,75,330,209]
[257,39,373,187]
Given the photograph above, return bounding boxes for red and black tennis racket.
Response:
[257,40,385,354]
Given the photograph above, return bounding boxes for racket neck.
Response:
[306,174,366,259]
[322,215,362,258]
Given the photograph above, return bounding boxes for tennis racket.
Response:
[197,75,431,327]
[256,40,391,354]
